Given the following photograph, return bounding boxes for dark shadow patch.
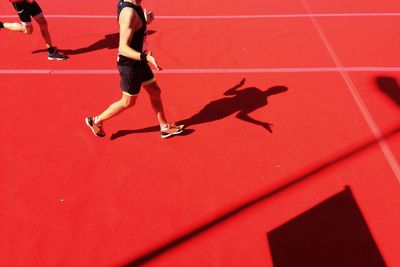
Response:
[267,187,386,267]
[376,76,400,106]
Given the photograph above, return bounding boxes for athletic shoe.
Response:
[85,117,106,137]
[48,50,68,61]
[160,123,184,139]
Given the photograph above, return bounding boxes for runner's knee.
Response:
[36,16,48,28]
[145,83,161,96]
[120,96,136,108]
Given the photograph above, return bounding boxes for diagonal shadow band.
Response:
[121,125,400,266]
[111,79,288,140]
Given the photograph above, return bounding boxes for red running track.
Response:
[0,0,399,266]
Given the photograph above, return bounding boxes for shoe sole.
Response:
[85,118,105,137]
[161,126,184,139]
[48,57,67,61]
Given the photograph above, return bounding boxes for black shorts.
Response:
[117,63,155,96]
[12,1,43,24]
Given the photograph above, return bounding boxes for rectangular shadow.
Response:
[267,186,386,267]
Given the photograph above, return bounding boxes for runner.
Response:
[85,0,183,138]
[0,0,67,60]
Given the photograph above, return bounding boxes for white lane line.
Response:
[301,0,400,182]
[1,67,400,75]
[1,13,400,19]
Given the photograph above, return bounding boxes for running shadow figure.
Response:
[30,32,119,55]
[31,31,156,55]
[59,32,119,55]
[180,79,288,132]
[111,79,288,140]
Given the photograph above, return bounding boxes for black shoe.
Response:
[48,50,68,61]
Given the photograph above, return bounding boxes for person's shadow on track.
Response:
[59,32,119,55]
[30,32,119,55]
[110,79,288,140]
[31,31,156,55]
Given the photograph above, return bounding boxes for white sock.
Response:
[94,116,101,125]
[160,124,169,131]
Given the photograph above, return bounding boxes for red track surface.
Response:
[1,0,399,266]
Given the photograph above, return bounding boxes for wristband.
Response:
[140,53,147,62]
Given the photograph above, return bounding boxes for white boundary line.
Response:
[301,0,400,182]
[1,67,400,75]
[1,13,400,19]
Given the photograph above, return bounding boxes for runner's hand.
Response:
[146,51,162,71]
[144,9,155,24]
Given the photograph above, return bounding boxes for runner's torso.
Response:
[117,0,147,66]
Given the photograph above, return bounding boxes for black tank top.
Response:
[117,0,147,66]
